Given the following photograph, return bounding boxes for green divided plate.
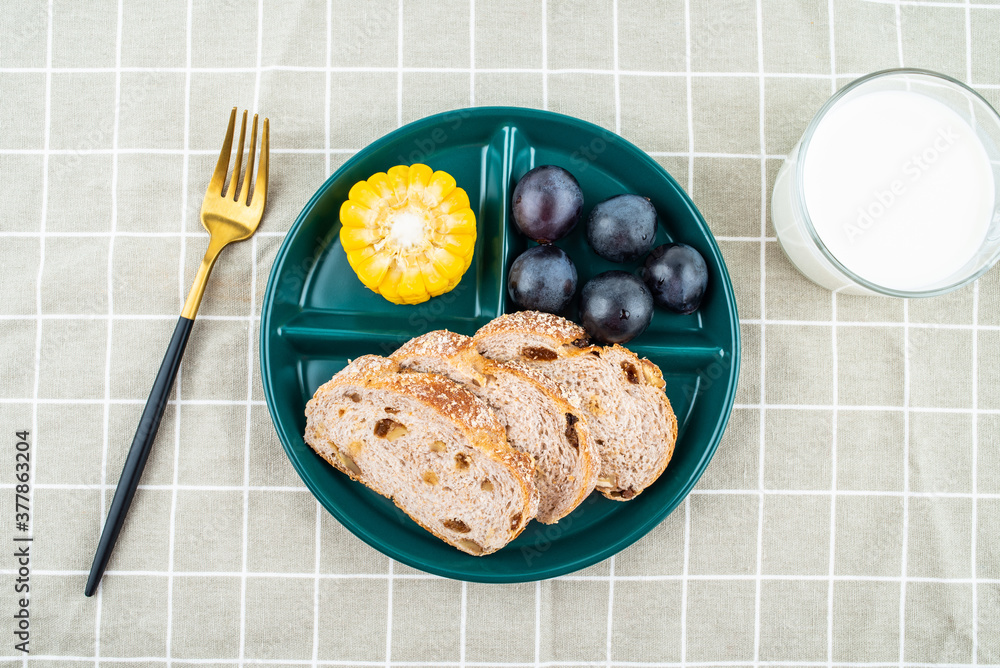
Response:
[260,107,740,582]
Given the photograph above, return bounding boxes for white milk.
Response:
[772,89,996,294]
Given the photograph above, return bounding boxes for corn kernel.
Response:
[340,164,477,305]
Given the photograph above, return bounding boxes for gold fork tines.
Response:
[181,107,269,319]
[226,110,248,200]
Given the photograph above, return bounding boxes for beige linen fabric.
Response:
[0,0,998,664]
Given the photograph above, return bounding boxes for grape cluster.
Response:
[507,165,709,344]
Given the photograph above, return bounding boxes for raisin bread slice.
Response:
[391,330,598,524]
[472,311,678,501]
[304,355,538,555]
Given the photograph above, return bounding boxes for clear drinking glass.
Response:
[771,69,1000,297]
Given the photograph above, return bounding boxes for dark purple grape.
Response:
[579,271,653,344]
[511,165,583,243]
[586,194,658,263]
[508,245,578,314]
[642,243,708,314]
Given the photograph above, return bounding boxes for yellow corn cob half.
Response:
[340,164,477,305]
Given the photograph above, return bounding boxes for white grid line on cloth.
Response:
[0,138,990,161]
[828,290,839,668]
[2,63,1000,76]
[28,1,54,668]
[15,568,1000,585]
[534,580,542,667]
[707,489,999,499]
[165,192,182,662]
[0,226,769,242]
[611,0,622,137]
[972,285,981,667]
[20,483,309,493]
[312,500,322,668]
[0,147,358,155]
[469,0,475,107]
[460,580,468,668]
[324,1,332,181]
[541,0,548,111]
[0,230,780,244]
[965,0,975,85]
[2,659,1000,668]
[461,7,474,662]
[0,398,270,405]
[0,148,793,160]
[385,559,395,668]
[6,67,992,87]
[753,0,768,662]
[894,0,906,67]
[0,232,288,239]
[395,0,403,130]
[680,497,692,665]
[901,294,913,662]
[739,319,1000,330]
[683,0,695,197]
[93,0,117,661]
[2,661,1000,668]
[385,5,403,665]
[0,314,268,320]
[313,0,333,665]
[0,230,773,241]
[680,0,694,662]
[867,0,999,8]
[6,398,1000,416]
[967,2,981,662]
[606,2,622,663]
[825,2,838,664]
[238,3,265,665]
[13,483,1000,500]
[0,65,906,76]
[12,314,1000,331]
[894,7,912,662]
[605,552,615,667]
[536,5,548,662]
[165,0,193,663]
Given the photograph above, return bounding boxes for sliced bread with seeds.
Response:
[472,311,678,501]
[391,330,598,523]
[304,355,538,555]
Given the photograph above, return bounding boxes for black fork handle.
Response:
[85,316,194,597]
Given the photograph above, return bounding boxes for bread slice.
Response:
[473,311,678,501]
[304,355,539,555]
[391,330,598,524]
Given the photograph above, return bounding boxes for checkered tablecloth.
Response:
[1,0,999,664]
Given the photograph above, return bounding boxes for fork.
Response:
[85,108,269,597]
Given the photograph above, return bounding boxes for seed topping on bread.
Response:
[474,310,587,345]
[393,329,473,358]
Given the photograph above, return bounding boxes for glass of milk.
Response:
[771,69,1000,296]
